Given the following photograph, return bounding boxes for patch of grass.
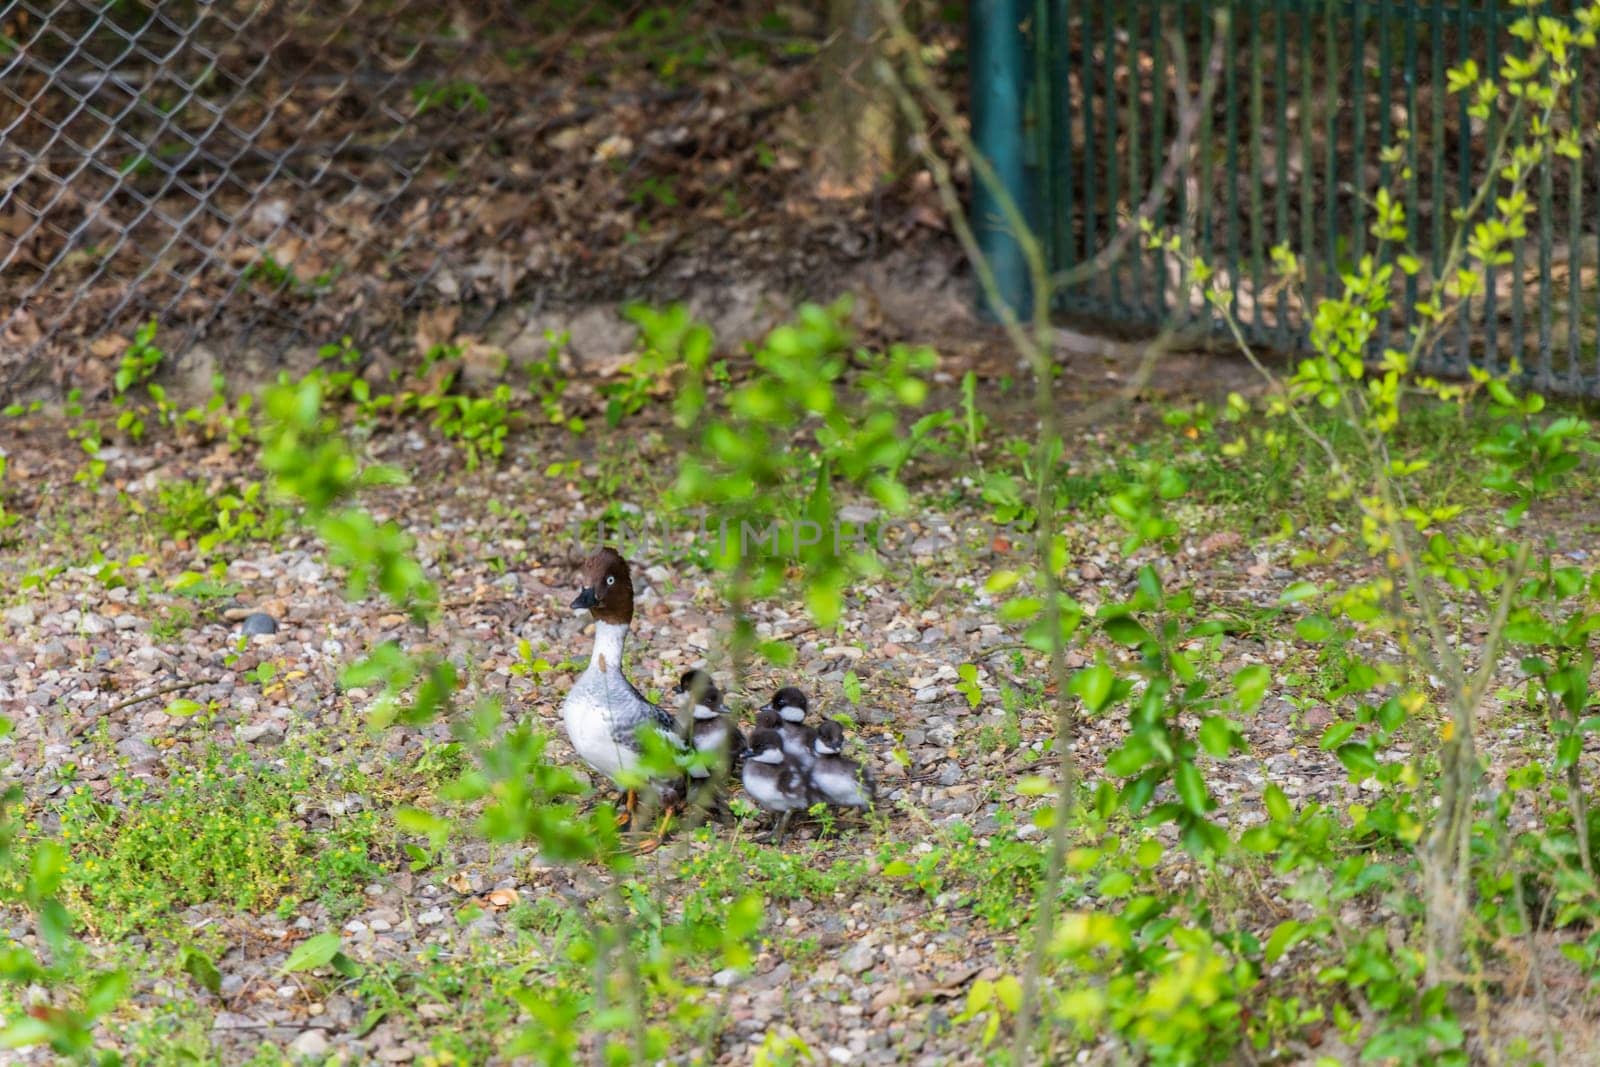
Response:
[145,597,195,642]
[879,819,1050,932]
[677,835,871,909]
[10,746,385,939]
[138,477,291,549]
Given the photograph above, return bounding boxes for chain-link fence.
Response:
[0,1,956,397]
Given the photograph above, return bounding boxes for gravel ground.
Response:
[3,393,1600,1064]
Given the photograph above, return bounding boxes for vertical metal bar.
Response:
[1567,52,1583,393]
[1592,47,1600,394]
[1300,1,1314,312]
[1126,0,1146,320]
[1248,0,1265,334]
[1375,0,1394,356]
[1080,0,1099,290]
[1101,0,1121,312]
[1053,0,1076,280]
[1152,2,1169,318]
[1351,0,1367,267]
[1429,0,1445,373]
[1199,3,1216,302]
[1176,0,1193,326]
[1454,0,1471,373]
[1274,0,1291,341]
[1225,0,1242,318]
[1483,0,1501,375]
[1324,0,1339,298]
[1403,0,1420,355]
[1031,0,1057,290]
[1538,116,1554,384]
[970,0,1034,321]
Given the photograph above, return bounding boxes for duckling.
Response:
[808,720,876,810]
[560,547,686,825]
[675,669,742,783]
[758,686,816,769]
[740,728,814,844]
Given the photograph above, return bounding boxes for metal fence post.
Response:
[969,0,1033,322]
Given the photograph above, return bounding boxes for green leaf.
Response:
[1264,783,1291,823]
[994,974,1022,1014]
[1070,664,1116,713]
[1015,775,1053,797]
[1102,615,1151,646]
[0,1018,54,1050]
[1096,870,1135,898]
[1279,581,1320,604]
[28,841,66,900]
[1294,615,1335,642]
[1319,721,1358,750]
[1197,716,1238,757]
[1336,742,1379,777]
[182,948,222,995]
[395,806,451,841]
[1232,664,1270,711]
[280,932,342,974]
[757,640,796,667]
[967,978,994,1014]
[1173,761,1210,813]
[1264,920,1303,963]
[330,951,364,979]
[84,968,130,1018]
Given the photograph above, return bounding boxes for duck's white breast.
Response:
[562,666,638,781]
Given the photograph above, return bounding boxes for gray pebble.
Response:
[288,1030,330,1060]
[240,612,279,636]
[840,940,876,974]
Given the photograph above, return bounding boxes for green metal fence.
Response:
[974,0,1600,393]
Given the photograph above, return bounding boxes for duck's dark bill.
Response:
[571,587,600,610]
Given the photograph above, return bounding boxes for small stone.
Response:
[240,612,279,636]
[238,722,283,745]
[712,968,742,988]
[828,1048,853,1064]
[914,686,939,703]
[115,736,160,763]
[289,1023,329,1062]
[79,613,111,635]
[212,1011,256,1030]
[3,605,35,627]
[35,640,69,669]
[375,1046,415,1063]
[416,908,445,926]
[840,940,876,974]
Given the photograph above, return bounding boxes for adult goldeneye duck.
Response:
[560,547,685,822]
